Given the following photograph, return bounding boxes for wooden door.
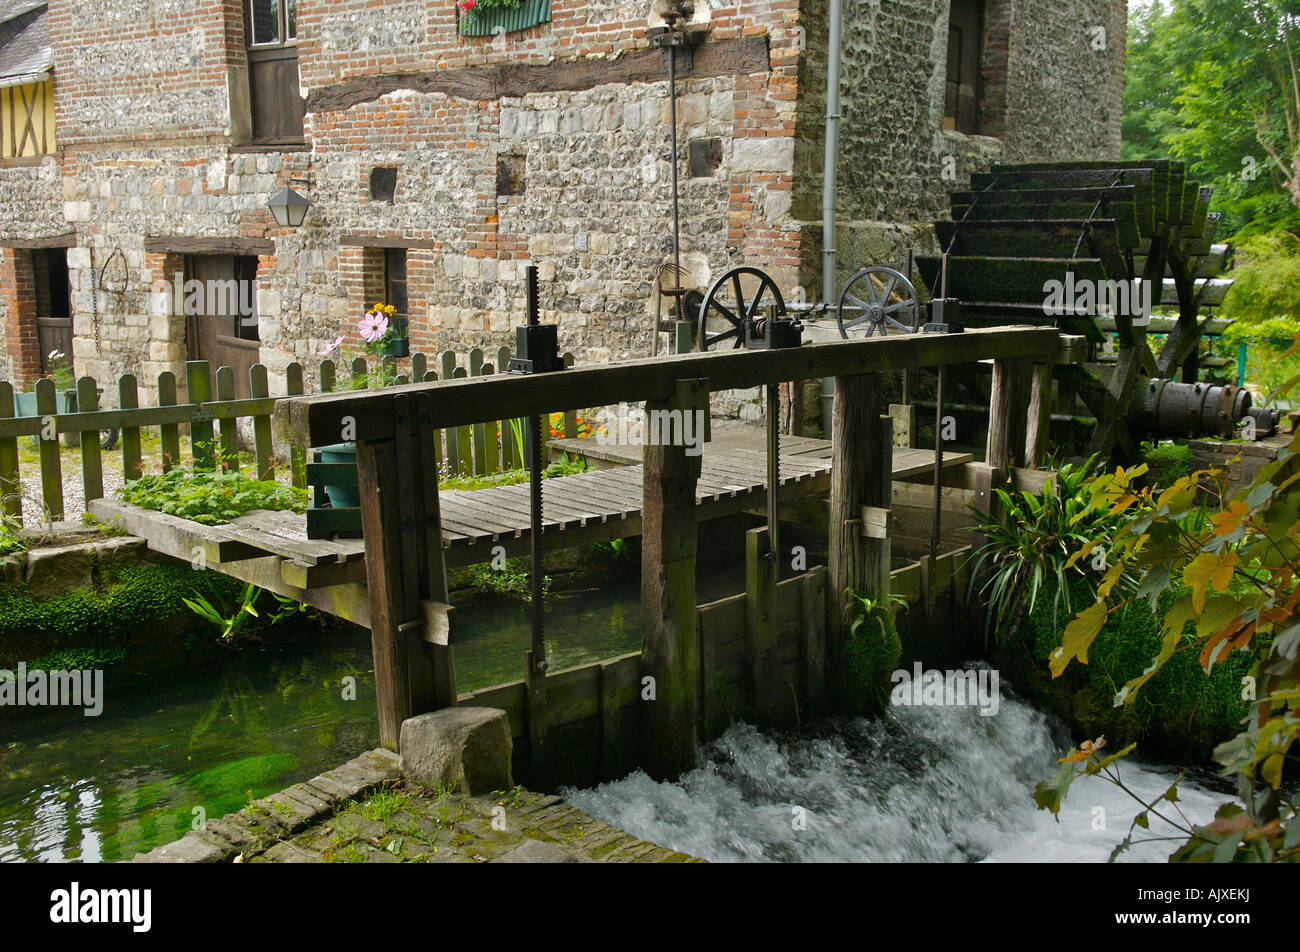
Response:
[248,45,305,144]
[945,0,983,134]
[246,0,304,143]
[184,255,260,398]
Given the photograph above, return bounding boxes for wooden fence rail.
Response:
[0,348,582,527]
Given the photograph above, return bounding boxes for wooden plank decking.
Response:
[89,432,972,629]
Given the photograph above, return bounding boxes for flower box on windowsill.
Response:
[378,337,410,358]
[459,0,552,37]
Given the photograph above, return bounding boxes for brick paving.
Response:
[134,748,700,864]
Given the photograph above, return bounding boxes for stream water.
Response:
[0,576,644,862]
[1,571,1236,864]
[564,688,1237,864]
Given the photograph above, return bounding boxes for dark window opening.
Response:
[32,249,71,377]
[384,249,408,327]
[497,154,526,197]
[689,138,723,178]
[371,167,398,203]
[246,0,304,143]
[945,0,984,135]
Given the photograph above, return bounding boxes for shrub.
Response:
[966,458,1130,647]
[1141,441,1194,487]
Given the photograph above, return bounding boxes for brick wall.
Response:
[1,0,1124,408]
[2,248,40,386]
[49,0,243,145]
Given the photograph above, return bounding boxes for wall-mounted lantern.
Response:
[268,185,311,228]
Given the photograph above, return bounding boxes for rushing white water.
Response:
[564,689,1237,863]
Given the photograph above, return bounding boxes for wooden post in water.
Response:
[746,526,783,723]
[986,357,1032,476]
[1025,360,1054,468]
[355,392,455,750]
[639,377,707,780]
[827,373,891,714]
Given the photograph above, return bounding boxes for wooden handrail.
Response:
[278,327,1063,447]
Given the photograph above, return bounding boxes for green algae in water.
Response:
[0,569,649,862]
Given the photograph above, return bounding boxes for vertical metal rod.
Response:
[526,266,545,672]
[822,0,844,307]
[667,44,682,288]
[767,381,780,581]
[901,249,913,406]
[930,364,945,564]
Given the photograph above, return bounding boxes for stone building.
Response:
[0,0,1125,402]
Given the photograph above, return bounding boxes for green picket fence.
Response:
[0,347,581,528]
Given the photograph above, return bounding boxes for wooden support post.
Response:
[639,377,706,780]
[157,372,181,472]
[745,526,781,722]
[355,392,452,750]
[215,365,238,472]
[119,375,142,483]
[0,382,20,523]
[1025,361,1054,468]
[34,377,63,521]
[800,568,827,719]
[482,365,501,475]
[286,363,307,489]
[827,374,889,714]
[414,392,456,709]
[524,647,548,775]
[469,348,487,475]
[77,377,103,504]
[250,365,274,480]
[985,357,1032,475]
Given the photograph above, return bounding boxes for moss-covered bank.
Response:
[994,581,1265,764]
[1,558,262,680]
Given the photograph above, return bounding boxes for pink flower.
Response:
[459,0,476,10]
[318,334,345,357]
[359,311,389,343]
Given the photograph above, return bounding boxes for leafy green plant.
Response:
[1040,379,1300,861]
[966,458,1130,646]
[0,512,25,555]
[544,453,588,479]
[439,453,588,492]
[468,558,547,601]
[183,582,261,644]
[119,467,306,525]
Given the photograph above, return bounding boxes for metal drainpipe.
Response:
[820,0,845,438]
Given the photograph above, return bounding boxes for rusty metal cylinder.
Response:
[1138,379,1252,440]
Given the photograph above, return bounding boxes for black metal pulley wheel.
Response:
[697,266,787,351]
[836,266,922,338]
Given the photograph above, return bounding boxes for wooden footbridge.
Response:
[90,434,973,627]
[214,325,1061,783]
[71,316,1074,786]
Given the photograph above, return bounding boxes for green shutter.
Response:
[460,0,552,37]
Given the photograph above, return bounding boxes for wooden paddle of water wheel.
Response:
[917,159,1236,462]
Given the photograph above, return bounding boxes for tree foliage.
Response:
[1125,0,1300,234]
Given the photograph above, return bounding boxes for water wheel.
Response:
[918,159,1233,462]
